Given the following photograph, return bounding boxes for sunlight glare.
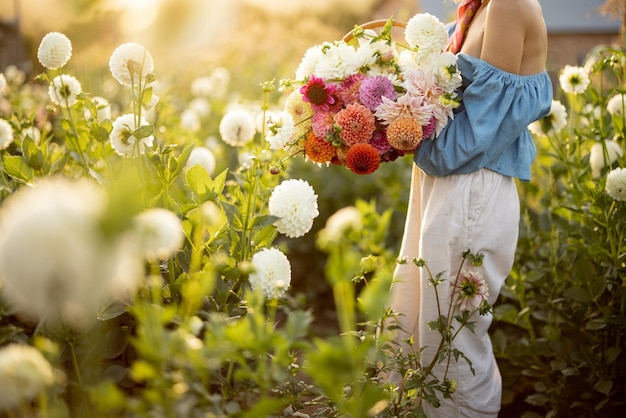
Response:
[105,0,164,33]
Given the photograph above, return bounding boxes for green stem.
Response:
[68,338,83,388]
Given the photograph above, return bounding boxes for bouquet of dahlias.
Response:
[282,14,462,175]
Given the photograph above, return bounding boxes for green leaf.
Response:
[130,360,157,382]
[212,168,228,195]
[90,124,110,143]
[222,201,243,229]
[240,398,287,418]
[585,318,607,330]
[594,379,613,395]
[103,327,130,359]
[132,124,154,140]
[284,310,313,343]
[186,164,215,201]
[563,286,591,303]
[170,143,194,180]
[97,303,127,321]
[357,269,392,321]
[141,87,153,106]
[251,214,280,229]
[3,155,34,181]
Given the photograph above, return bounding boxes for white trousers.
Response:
[390,166,520,417]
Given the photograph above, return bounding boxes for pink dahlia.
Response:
[337,73,366,105]
[359,75,397,111]
[312,110,336,139]
[300,75,337,111]
[422,116,437,139]
[369,130,393,156]
[334,103,376,147]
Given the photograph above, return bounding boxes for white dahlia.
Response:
[37,32,72,70]
[268,179,319,238]
[404,13,448,54]
[0,178,142,327]
[109,43,154,86]
[219,109,256,147]
[589,140,623,178]
[0,118,14,150]
[48,74,82,107]
[0,344,54,411]
[607,94,625,116]
[265,111,295,150]
[606,167,626,202]
[133,208,185,261]
[249,247,292,300]
[185,146,216,176]
[559,65,590,95]
[110,113,154,157]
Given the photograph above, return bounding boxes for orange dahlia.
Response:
[345,143,380,175]
[334,103,376,147]
[303,132,336,163]
[387,116,423,151]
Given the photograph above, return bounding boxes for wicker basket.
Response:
[342,19,407,43]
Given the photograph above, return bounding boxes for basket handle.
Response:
[342,19,407,42]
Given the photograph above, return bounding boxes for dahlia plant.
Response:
[495,44,626,417]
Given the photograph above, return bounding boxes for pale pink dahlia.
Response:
[450,270,489,312]
[334,103,376,147]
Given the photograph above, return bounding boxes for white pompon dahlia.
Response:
[219,109,256,147]
[589,140,623,178]
[318,205,362,244]
[404,13,448,53]
[528,100,567,136]
[48,74,82,107]
[110,113,154,157]
[0,344,54,411]
[249,247,292,300]
[295,44,325,81]
[606,167,626,202]
[607,94,625,116]
[109,43,154,86]
[0,118,14,150]
[133,208,184,261]
[269,179,319,238]
[185,146,216,176]
[37,32,72,70]
[0,178,142,327]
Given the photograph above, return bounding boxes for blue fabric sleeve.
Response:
[415,54,553,181]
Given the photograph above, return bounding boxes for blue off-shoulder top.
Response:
[414,53,553,181]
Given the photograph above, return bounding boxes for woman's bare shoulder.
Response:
[482,0,546,74]
[489,0,543,25]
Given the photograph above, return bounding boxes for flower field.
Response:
[0,2,625,417]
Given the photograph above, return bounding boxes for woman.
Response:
[390,0,553,416]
